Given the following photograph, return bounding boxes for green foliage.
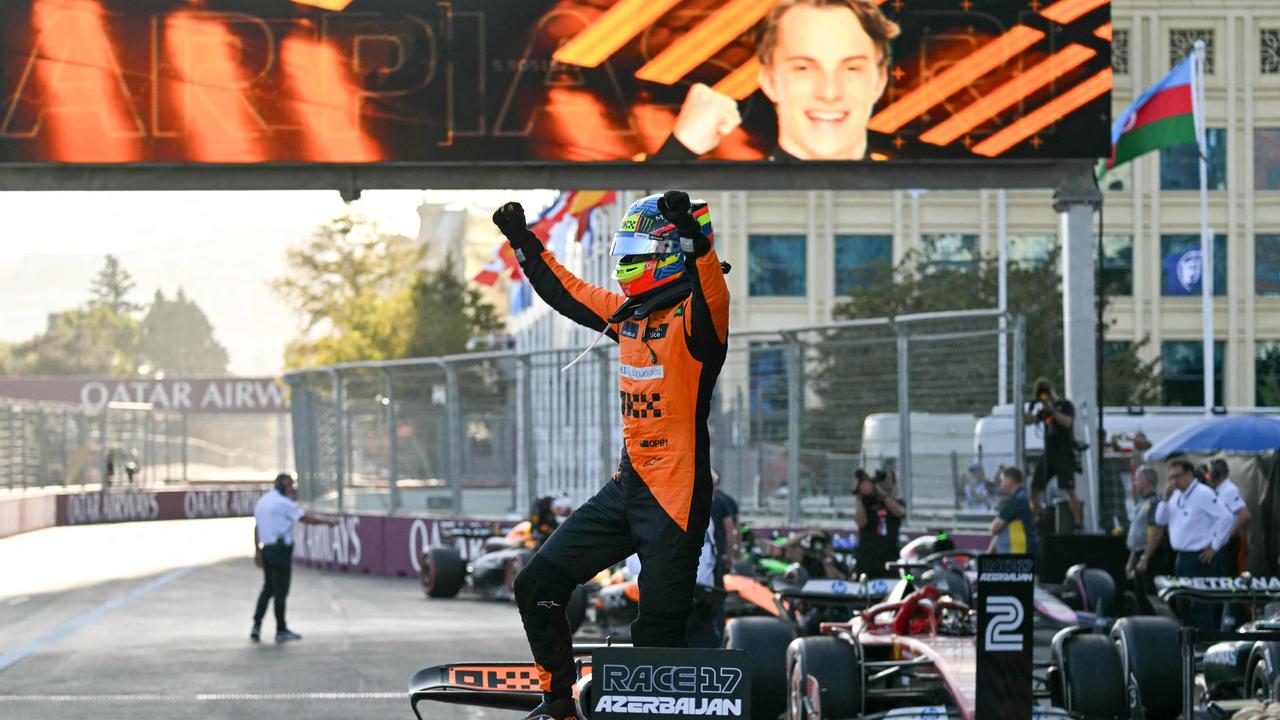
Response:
[806,250,1164,453]
[406,258,506,359]
[90,255,141,316]
[7,256,228,378]
[141,289,230,375]
[11,304,140,376]
[274,214,504,369]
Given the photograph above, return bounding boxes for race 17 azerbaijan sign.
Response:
[0,0,1110,165]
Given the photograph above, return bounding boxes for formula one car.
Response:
[419,521,590,629]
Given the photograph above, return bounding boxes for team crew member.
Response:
[529,495,573,548]
[989,467,1037,556]
[1206,459,1250,575]
[251,473,337,643]
[1126,466,1164,612]
[1153,460,1234,632]
[1025,378,1082,527]
[493,191,729,720]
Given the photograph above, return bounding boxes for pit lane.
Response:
[0,517,524,720]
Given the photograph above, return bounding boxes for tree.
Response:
[1258,344,1280,407]
[805,251,1164,453]
[140,289,230,375]
[9,305,140,376]
[90,255,141,315]
[405,258,505,359]
[273,213,424,368]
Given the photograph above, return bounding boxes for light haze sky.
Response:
[0,189,551,376]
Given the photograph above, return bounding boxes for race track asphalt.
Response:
[0,518,525,720]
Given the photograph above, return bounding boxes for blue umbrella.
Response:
[1145,416,1280,460]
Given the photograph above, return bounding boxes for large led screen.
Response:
[0,0,1111,164]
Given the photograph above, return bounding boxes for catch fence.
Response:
[285,310,1102,529]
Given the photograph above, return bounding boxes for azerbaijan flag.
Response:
[1108,54,1197,169]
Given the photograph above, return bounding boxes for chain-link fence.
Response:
[0,398,292,491]
[0,399,187,490]
[285,310,1070,528]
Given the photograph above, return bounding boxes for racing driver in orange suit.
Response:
[491,190,729,720]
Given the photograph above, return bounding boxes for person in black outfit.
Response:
[709,469,740,583]
[1025,378,1082,528]
[855,469,905,578]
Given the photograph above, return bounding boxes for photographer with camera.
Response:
[854,469,905,578]
[1024,378,1083,529]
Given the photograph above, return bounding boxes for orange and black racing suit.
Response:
[507,219,729,700]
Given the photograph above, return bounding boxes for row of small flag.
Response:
[473,190,617,286]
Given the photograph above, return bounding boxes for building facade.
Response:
[513,0,1280,410]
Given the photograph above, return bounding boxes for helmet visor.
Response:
[610,231,680,258]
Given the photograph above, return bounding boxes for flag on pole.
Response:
[473,190,617,287]
[473,243,521,286]
[1108,54,1197,168]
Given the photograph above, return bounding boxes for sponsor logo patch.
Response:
[619,364,664,381]
[646,324,668,340]
[621,322,640,339]
[639,438,668,448]
[620,391,662,419]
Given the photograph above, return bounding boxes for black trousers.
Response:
[253,543,294,630]
[513,455,712,698]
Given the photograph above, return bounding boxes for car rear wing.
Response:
[409,645,602,720]
[1154,575,1280,603]
[782,577,895,603]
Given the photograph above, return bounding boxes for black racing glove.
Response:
[491,201,543,259]
[657,190,711,257]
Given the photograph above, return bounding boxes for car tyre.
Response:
[725,616,795,720]
[786,636,861,720]
[421,546,466,598]
[1052,629,1127,720]
[1111,616,1181,720]
[1246,644,1280,701]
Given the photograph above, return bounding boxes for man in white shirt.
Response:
[1206,459,1250,575]
[1152,459,1234,631]
[252,473,337,643]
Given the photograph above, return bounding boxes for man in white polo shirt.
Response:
[252,473,337,643]
[1152,459,1233,632]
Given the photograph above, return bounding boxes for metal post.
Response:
[518,356,538,513]
[384,368,401,512]
[19,407,28,490]
[785,335,803,525]
[998,189,1009,406]
[444,362,463,515]
[896,325,912,517]
[330,370,346,513]
[597,347,614,497]
[1013,316,1027,474]
[1055,180,1103,533]
[181,413,189,485]
[61,409,70,486]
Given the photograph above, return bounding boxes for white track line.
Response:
[0,567,192,673]
[0,692,404,702]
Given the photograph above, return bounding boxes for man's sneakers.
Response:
[521,695,577,720]
[275,629,303,643]
[250,623,261,642]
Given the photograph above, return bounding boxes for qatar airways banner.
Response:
[0,377,287,413]
[56,485,269,525]
[292,515,514,576]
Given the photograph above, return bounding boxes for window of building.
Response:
[1160,129,1227,190]
[749,345,788,439]
[1255,129,1280,190]
[1170,29,1214,73]
[1259,342,1280,406]
[1113,29,1130,75]
[1262,29,1280,75]
[749,234,807,296]
[1258,235,1280,296]
[1161,234,1227,296]
[1162,340,1225,407]
[920,233,979,273]
[1008,234,1056,268]
[1101,234,1134,296]
[834,234,892,295]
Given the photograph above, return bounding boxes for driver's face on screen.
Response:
[759,4,888,160]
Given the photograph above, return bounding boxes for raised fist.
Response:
[657,190,691,222]
[491,201,527,238]
[671,83,741,156]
